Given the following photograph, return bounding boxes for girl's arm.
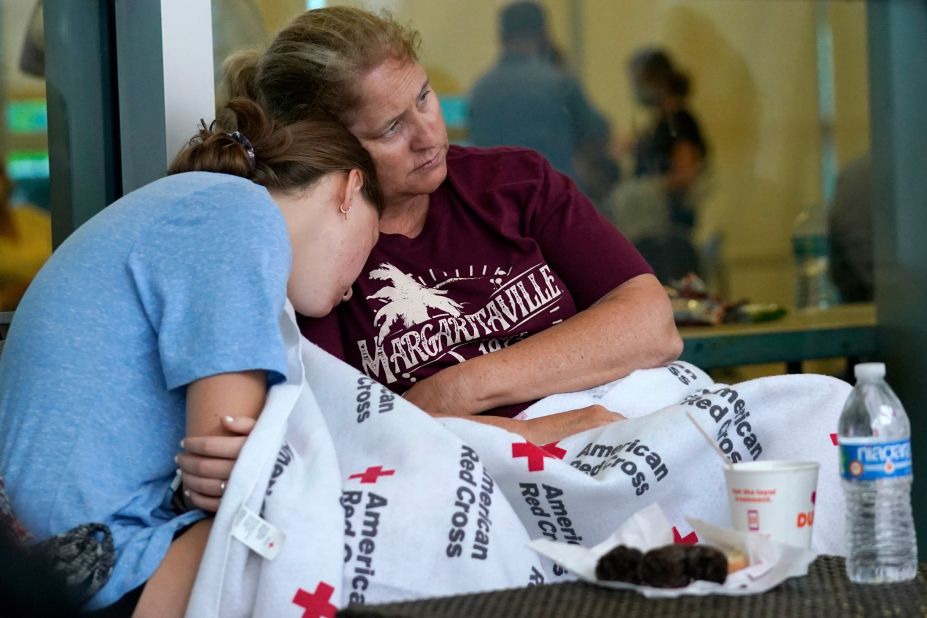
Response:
[176,370,266,512]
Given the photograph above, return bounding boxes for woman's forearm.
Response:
[410,273,681,416]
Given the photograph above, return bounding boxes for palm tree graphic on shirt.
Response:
[367,263,465,343]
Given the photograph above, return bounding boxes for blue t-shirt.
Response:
[0,172,291,608]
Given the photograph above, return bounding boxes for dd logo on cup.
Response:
[796,491,816,528]
[748,510,760,531]
[796,511,815,528]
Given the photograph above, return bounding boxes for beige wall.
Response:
[582,1,818,304]
[257,0,307,36]
[2,0,45,99]
[578,0,868,305]
[829,2,870,168]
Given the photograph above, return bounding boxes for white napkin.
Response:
[529,504,818,598]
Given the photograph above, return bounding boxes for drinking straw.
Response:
[685,411,732,469]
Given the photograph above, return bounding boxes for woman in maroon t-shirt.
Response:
[222,6,682,444]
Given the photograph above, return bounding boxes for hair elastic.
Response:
[228,131,256,171]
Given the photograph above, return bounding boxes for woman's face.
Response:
[275,171,379,318]
[630,69,663,109]
[346,60,449,207]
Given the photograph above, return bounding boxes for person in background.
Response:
[224,7,681,437]
[18,1,44,77]
[0,164,51,311]
[0,99,382,616]
[468,1,618,203]
[828,153,873,303]
[607,47,709,282]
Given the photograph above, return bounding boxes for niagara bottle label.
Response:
[839,438,912,481]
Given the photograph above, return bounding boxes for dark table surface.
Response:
[678,303,876,370]
[339,555,927,618]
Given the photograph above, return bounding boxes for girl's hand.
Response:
[175,415,255,512]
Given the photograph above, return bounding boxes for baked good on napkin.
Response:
[596,543,747,588]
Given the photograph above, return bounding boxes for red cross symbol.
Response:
[348,465,396,484]
[292,582,336,618]
[541,441,567,459]
[512,442,558,472]
[672,526,699,545]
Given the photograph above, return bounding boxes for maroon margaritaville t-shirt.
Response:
[300,145,652,417]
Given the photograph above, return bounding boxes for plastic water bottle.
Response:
[838,363,918,583]
[792,208,840,310]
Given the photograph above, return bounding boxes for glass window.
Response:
[1,0,51,313]
[212,0,871,311]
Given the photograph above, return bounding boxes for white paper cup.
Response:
[723,460,819,548]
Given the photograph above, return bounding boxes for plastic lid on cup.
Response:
[854,362,886,382]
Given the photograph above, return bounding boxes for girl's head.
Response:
[225,7,449,207]
[169,98,382,317]
[628,47,690,108]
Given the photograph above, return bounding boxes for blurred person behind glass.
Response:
[468,1,617,203]
[0,164,51,311]
[828,153,873,303]
[605,47,709,282]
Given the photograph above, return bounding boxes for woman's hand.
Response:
[610,134,637,160]
[665,139,704,192]
[445,405,625,445]
[520,405,625,444]
[176,415,255,512]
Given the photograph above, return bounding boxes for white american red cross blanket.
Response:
[186,307,850,617]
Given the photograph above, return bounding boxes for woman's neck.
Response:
[378,193,430,238]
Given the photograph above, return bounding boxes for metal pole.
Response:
[44,0,121,246]
[868,0,927,560]
[115,0,214,194]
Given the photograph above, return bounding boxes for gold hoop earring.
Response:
[340,200,352,220]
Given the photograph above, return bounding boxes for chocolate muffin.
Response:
[639,544,692,588]
[595,545,643,584]
[684,545,728,584]
[639,544,728,588]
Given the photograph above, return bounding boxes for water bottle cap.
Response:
[854,362,886,382]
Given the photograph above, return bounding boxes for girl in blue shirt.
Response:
[0,98,381,615]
